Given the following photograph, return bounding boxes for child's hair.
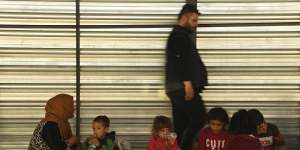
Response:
[207,107,229,125]
[152,115,172,135]
[229,109,256,135]
[248,109,265,126]
[93,115,110,128]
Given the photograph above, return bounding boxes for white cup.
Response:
[169,132,177,139]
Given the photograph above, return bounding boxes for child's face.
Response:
[257,122,267,134]
[158,128,171,139]
[209,120,224,134]
[93,122,109,139]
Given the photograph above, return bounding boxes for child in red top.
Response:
[198,107,230,150]
[227,109,262,150]
[147,115,179,150]
[248,109,287,150]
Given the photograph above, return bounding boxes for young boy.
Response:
[248,109,287,150]
[197,107,230,150]
[82,115,130,150]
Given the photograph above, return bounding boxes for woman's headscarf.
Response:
[43,94,74,140]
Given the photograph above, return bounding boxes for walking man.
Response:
[165,4,208,150]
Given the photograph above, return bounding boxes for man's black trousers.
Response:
[167,89,206,150]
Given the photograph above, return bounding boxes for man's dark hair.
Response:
[229,109,256,135]
[93,115,110,128]
[248,109,265,126]
[178,4,200,19]
[207,107,229,125]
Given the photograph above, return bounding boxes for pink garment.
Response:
[147,135,179,150]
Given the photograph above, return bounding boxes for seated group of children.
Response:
[28,94,287,150]
[30,109,286,150]
[147,108,287,150]
[30,109,287,150]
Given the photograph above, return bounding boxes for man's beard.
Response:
[185,23,197,32]
[191,26,197,32]
[188,26,197,32]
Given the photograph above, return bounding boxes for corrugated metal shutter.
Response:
[80,1,299,150]
[80,1,185,149]
[1,0,299,150]
[197,1,300,149]
[0,1,76,149]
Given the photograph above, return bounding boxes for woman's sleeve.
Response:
[42,121,67,150]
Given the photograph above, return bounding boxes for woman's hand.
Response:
[66,136,79,147]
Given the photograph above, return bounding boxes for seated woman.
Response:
[28,94,79,150]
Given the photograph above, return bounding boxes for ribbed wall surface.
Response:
[0,0,76,149]
[0,0,299,149]
[80,1,185,149]
[196,1,300,149]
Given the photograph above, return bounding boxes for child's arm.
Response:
[81,137,97,150]
[115,136,131,150]
[81,136,102,150]
[100,139,114,150]
[81,142,89,150]
[147,137,157,150]
[274,134,287,150]
[269,123,287,150]
[88,137,101,147]
[278,145,287,150]
[169,140,179,150]
[166,134,179,150]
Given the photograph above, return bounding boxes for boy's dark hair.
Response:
[207,107,229,125]
[229,109,256,135]
[248,109,265,126]
[152,115,172,135]
[93,115,110,128]
[178,4,200,19]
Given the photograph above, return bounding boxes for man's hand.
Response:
[184,81,194,101]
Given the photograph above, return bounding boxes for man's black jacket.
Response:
[165,25,208,93]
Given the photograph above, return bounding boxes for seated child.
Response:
[227,109,262,150]
[198,107,230,150]
[82,115,130,150]
[147,115,179,150]
[248,109,287,150]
